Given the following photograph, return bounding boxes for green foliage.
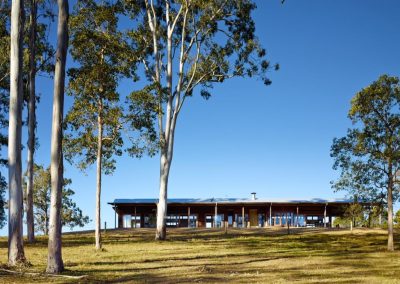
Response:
[0,2,9,229]
[0,1,54,226]
[364,205,387,228]
[125,84,159,158]
[64,0,128,173]
[0,1,10,165]
[331,75,400,205]
[23,0,55,75]
[333,217,350,228]
[345,203,365,226]
[65,0,157,170]
[394,209,400,227]
[23,164,90,234]
[333,203,365,228]
[125,0,277,130]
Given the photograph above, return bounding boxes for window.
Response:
[123,215,132,228]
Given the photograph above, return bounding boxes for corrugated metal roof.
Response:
[108,197,353,205]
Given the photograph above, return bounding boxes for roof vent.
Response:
[251,192,257,200]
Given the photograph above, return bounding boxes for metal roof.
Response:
[108,197,354,205]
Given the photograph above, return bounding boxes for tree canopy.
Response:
[24,164,90,235]
[124,0,277,240]
[331,74,400,250]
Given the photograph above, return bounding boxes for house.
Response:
[108,193,357,228]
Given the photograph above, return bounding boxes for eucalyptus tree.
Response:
[65,0,136,250]
[0,4,9,229]
[125,0,277,240]
[25,0,55,244]
[8,0,27,265]
[2,0,55,244]
[47,0,68,274]
[331,75,400,251]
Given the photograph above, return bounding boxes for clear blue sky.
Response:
[1,0,400,235]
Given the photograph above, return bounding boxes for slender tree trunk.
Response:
[26,0,37,244]
[155,3,177,240]
[387,168,394,251]
[44,211,48,235]
[47,0,68,274]
[95,104,103,250]
[8,0,26,266]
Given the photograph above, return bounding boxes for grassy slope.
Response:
[0,228,399,283]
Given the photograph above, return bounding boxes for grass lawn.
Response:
[0,227,400,283]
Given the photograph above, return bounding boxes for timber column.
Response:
[118,212,123,228]
[269,203,272,227]
[242,206,245,228]
[188,207,191,228]
[214,203,218,228]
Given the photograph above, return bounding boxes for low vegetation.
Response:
[0,228,399,283]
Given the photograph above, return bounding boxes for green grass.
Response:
[1,228,400,283]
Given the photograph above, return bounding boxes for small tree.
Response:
[344,203,364,231]
[24,165,90,235]
[331,75,400,251]
[394,209,400,228]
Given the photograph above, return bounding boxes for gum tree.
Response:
[8,0,27,265]
[65,0,135,250]
[331,75,400,251]
[47,0,68,274]
[25,0,55,243]
[0,2,10,230]
[126,0,277,240]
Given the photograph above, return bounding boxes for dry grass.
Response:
[0,227,399,283]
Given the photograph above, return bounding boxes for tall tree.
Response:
[25,0,55,244]
[126,0,277,240]
[0,5,9,228]
[25,0,38,245]
[47,0,68,274]
[0,1,10,92]
[331,75,400,251]
[24,164,90,235]
[65,0,136,250]
[8,0,27,265]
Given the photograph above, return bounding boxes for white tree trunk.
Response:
[47,0,68,274]
[8,0,26,266]
[26,0,37,244]
[95,108,103,250]
[387,174,394,251]
[156,150,169,240]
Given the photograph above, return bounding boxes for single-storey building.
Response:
[109,193,357,229]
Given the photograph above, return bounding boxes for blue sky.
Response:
[1,0,400,235]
